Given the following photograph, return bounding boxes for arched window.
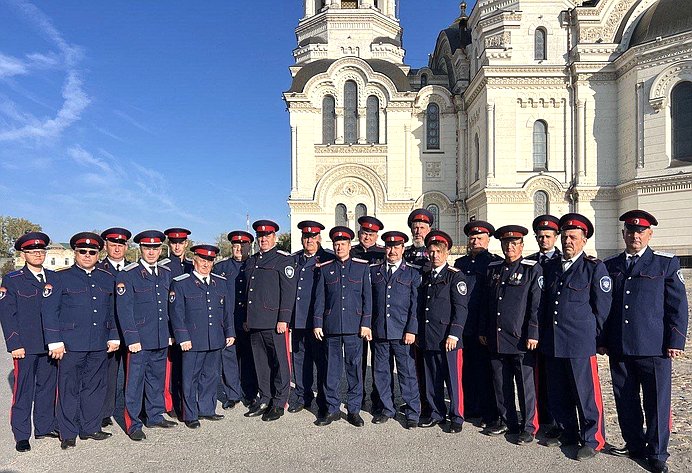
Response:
[341,1,358,9]
[473,133,480,182]
[534,191,549,216]
[421,74,428,87]
[355,204,367,222]
[366,95,379,144]
[344,81,358,144]
[426,204,440,230]
[535,28,547,61]
[533,120,548,170]
[672,81,692,163]
[322,95,336,144]
[335,204,348,227]
[426,103,440,150]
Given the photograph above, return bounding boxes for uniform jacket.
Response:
[116,261,172,349]
[453,250,503,337]
[96,258,131,274]
[403,245,431,271]
[313,257,372,335]
[526,248,562,267]
[0,266,56,353]
[42,265,118,352]
[165,255,194,279]
[244,247,297,330]
[418,264,468,351]
[539,254,612,358]
[169,273,234,351]
[292,247,333,330]
[350,243,385,265]
[602,247,688,356]
[213,258,244,330]
[370,261,421,340]
[482,258,542,354]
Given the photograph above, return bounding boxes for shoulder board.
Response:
[211,272,227,280]
[123,262,139,272]
[173,273,191,282]
[369,263,379,267]
[214,257,230,264]
[603,254,620,262]
[7,270,23,278]
[96,267,113,276]
[316,260,335,268]
[277,250,291,256]
[375,244,384,249]
[583,255,601,263]
[520,259,537,266]
[447,266,460,272]
[158,258,171,266]
[488,260,503,267]
[56,266,70,272]
[291,250,301,257]
[158,263,171,271]
[352,258,368,264]
[406,262,422,270]
[654,250,675,258]
[184,258,193,264]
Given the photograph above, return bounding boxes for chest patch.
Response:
[285,266,295,279]
[600,276,612,293]
[43,284,53,298]
[538,276,544,290]
[116,283,126,296]
[169,291,175,303]
[456,281,467,296]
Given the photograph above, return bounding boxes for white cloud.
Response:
[113,109,153,134]
[68,145,114,175]
[0,53,28,78]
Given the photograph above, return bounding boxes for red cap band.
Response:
[411,212,431,223]
[257,225,276,233]
[625,217,651,227]
[333,231,348,238]
[194,248,216,257]
[429,235,449,246]
[301,227,320,234]
[361,222,381,231]
[75,238,95,247]
[143,237,162,244]
[386,235,405,243]
[563,220,588,232]
[168,232,187,239]
[540,220,559,231]
[231,235,251,243]
[21,239,43,249]
[501,231,522,239]
[105,233,127,241]
[471,226,490,234]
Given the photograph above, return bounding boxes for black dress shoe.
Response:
[35,430,60,439]
[60,438,76,450]
[262,407,284,422]
[405,419,418,430]
[185,420,201,429]
[648,459,669,473]
[16,440,31,452]
[517,431,534,444]
[79,430,111,441]
[101,417,113,427]
[199,414,224,421]
[372,414,389,424]
[484,421,508,436]
[245,402,269,417]
[315,412,341,426]
[222,399,239,410]
[147,419,178,428]
[288,403,305,414]
[128,429,146,441]
[449,422,463,433]
[418,418,445,428]
[576,446,598,461]
[347,413,365,427]
[608,445,646,460]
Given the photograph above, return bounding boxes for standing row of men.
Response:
[0,209,687,473]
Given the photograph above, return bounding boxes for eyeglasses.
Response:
[77,249,99,256]
[23,250,47,256]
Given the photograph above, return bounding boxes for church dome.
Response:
[629,0,692,48]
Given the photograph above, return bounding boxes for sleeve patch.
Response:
[538,275,544,290]
[456,281,467,295]
[285,266,295,278]
[677,270,685,284]
[599,276,612,293]
[43,284,53,298]
[0,287,7,300]
[169,291,176,303]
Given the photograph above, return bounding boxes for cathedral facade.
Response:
[284,0,692,258]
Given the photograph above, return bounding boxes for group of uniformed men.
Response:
[0,208,687,473]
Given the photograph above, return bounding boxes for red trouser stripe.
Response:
[164,348,173,412]
[532,361,541,431]
[589,355,606,450]
[285,330,292,409]
[123,353,133,433]
[456,349,464,418]
[10,359,19,423]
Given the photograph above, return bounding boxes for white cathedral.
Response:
[284,0,692,259]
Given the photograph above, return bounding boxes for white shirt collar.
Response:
[431,263,447,276]
[141,259,157,274]
[626,246,648,258]
[542,248,556,259]
[108,258,125,269]
[386,260,402,272]
[193,271,210,283]
[562,251,584,264]
[27,267,45,281]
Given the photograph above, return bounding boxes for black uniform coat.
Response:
[244,247,297,330]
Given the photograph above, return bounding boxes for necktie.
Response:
[540,255,547,265]
[37,273,44,283]
[562,260,572,272]
[116,263,121,271]
[387,264,394,278]
[627,255,639,270]
[203,277,209,286]
[150,265,157,276]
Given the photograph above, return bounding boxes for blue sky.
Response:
[0,0,470,244]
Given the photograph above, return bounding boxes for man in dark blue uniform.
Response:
[601,210,688,473]
[0,232,59,452]
[97,227,131,428]
[453,221,501,425]
[117,230,178,441]
[42,232,120,449]
[403,209,433,270]
[418,231,468,433]
[288,221,332,415]
[313,226,372,427]
[526,214,561,433]
[214,230,257,409]
[243,220,297,422]
[370,231,421,429]
[162,227,193,416]
[480,225,542,444]
[540,214,612,461]
[169,244,235,428]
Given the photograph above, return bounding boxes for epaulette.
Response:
[96,267,113,276]
[316,260,335,268]
[520,259,537,266]
[488,260,503,266]
[158,258,171,266]
[375,244,384,248]
[406,262,422,270]
[603,254,620,262]
[277,250,291,256]
[158,263,171,271]
[7,270,23,278]
[211,272,227,280]
[369,263,379,267]
[173,273,190,282]
[291,250,301,257]
[447,266,460,272]
[56,266,70,272]
[352,258,369,264]
[654,250,675,258]
[123,262,139,272]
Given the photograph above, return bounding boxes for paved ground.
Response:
[0,271,690,473]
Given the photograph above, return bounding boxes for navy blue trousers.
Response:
[101,345,125,420]
[123,348,167,433]
[220,344,242,403]
[490,352,538,434]
[181,350,222,421]
[423,349,464,424]
[372,339,420,421]
[323,334,362,415]
[610,355,672,462]
[235,331,258,402]
[462,336,496,421]
[57,350,108,440]
[250,329,291,408]
[545,356,606,450]
[10,354,57,441]
[291,328,326,410]
[535,351,555,427]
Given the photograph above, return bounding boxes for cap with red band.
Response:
[252,219,279,234]
[100,227,131,243]
[329,226,355,242]
[358,216,384,232]
[381,231,409,246]
[227,230,254,244]
[532,215,560,233]
[407,209,434,227]
[134,230,165,247]
[559,213,594,239]
[463,220,495,237]
[494,225,528,240]
[425,230,453,250]
[190,244,219,260]
[297,220,325,235]
[619,210,658,229]
[164,228,192,242]
[15,232,50,251]
[70,232,104,250]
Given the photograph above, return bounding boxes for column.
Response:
[358,108,367,144]
[404,124,410,193]
[576,99,585,177]
[458,110,467,196]
[486,103,495,179]
[336,109,344,144]
[291,126,298,193]
[636,82,644,169]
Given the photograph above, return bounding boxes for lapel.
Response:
[560,254,583,284]
[630,247,653,276]
[22,267,43,289]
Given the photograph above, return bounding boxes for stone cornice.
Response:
[314,144,388,155]
[616,173,692,197]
